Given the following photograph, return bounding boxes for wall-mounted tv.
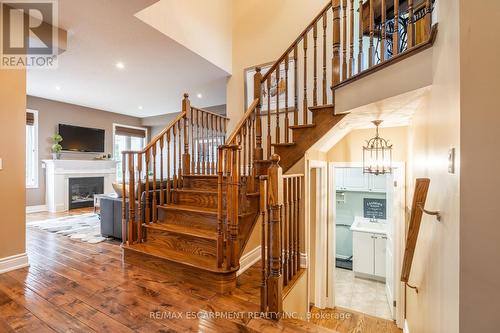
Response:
[58,124,105,153]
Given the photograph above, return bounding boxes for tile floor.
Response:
[335,267,393,320]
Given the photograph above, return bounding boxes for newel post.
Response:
[331,0,341,98]
[182,93,191,175]
[253,67,263,161]
[267,154,283,319]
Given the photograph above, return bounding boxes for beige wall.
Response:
[405,0,460,331]
[26,96,143,207]
[326,127,408,163]
[0,69,27,259]
[459,1,500,331]
[228,0,327,132]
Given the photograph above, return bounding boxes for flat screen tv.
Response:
[58,124,105,153]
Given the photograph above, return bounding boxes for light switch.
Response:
[0,158,2,170]
[448,148,455,174]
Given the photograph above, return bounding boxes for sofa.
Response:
[100,189,161,240]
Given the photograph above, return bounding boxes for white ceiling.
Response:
[27,0,229,118]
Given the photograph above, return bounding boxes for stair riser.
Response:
[145,227,217,260]
[173,191,220,209]
[157,208,217,231]
[312,106,335,124]
[182,177,218,190]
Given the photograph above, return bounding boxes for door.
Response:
[335,167,345,190]
[385,171,396,318]
[374,235,387,277]
[352,232,374,275]
[343,167,369,191]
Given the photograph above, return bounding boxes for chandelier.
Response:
[363,120,393,175]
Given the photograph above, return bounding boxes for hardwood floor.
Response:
[0,209,333,333]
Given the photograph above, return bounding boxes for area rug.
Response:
[27,213,108,244]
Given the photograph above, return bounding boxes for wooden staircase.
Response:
[120,0,438,320]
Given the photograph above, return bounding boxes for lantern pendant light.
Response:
[363,120,393,175]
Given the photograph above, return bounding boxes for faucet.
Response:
[369,215,378,223]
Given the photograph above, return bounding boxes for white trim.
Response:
[0,253,29,274]
[113,123,149,181]
[26,205,47,213]
[403,319,410,333]
[300,253,308,268]
[26,109,39,189]
[237,246,261,276]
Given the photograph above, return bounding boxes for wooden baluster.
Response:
[342,0,348,80]
[407,0,414,49]
[137,153,143,242]
[159,136,164,206]
[253,68,263,161]
[283,177,289,286]
[152,144,157,223]
[332,1,341,98]
[284,54,290,143]
[242,125,247,178]
[296,177,301,270]
[191,108,195,174]
[195,109,200,174]
[303,34,308,124]
[358,0,364,73]
[166,132,171,204]
[381,0,386,62]
[291,177,296,275]
[393,0,399,56]
[231,145,240,268]
[225,148,233,270]
[128,153,135,244]
[121,153,127,243]
[369,0,374,67]
[267,154,283,318]
[248,118,253,190]
[145,150,151,223]
[275,67,280,143]
[349,0,354,77]
[217,147,224,268]
[313,22,318,106]
[177,121,182,183]
[288,178,293,281]
[205,113,210,174]
[173,124,177,189]
[267,76,272,158]
[322,13,327,104]
[202,113,206,174]
[182,94,191,176]
[293,45,298,126]
[424,0,431,40]
[211,115,216,175]
[260,176,268,312]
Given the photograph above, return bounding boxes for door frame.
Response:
[327,161,406,328]
[305,159,329,309]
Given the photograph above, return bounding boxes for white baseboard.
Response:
[404,319,410,333]
[26,205,47,213]
[0,253,29,274]
[300,253,308,268]
[237,246,261,276]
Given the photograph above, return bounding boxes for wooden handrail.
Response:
[261,1,333,82]
[225,98,259,144]
[191,106,229,121]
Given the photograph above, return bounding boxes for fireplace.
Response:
[68,177,104,209]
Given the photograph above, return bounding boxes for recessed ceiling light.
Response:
[115,62,125,70]
[55,86,61,91]
[197,93,203,99]
[138,106,143,110]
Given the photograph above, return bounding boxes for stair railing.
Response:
[216,98,259,269]
[121,94,228,245]
[259,154,304,318]
[252,0,436,161]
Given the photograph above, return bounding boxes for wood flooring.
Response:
[0,209,400,332]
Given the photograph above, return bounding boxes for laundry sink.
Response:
[350,216,387,234]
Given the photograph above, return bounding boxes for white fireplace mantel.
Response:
[42,160,118,212]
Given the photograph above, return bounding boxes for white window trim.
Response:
[113,123,149,181]
[26,109,39,189]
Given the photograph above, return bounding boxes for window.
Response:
[26,110,39,188]
[114,124,148,181]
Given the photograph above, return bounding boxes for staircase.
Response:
[120,0,437,319]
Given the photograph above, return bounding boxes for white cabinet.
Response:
[352,231,386,280]
[335,167,387,193]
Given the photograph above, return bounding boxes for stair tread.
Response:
[182,174,218,178]
[271,142,296,147]
[308,103,335,111]
[171,188,219,194]
[145,223,217,240]
[123,243,236,273]
[159,203,218,215]
[289,124,316,129]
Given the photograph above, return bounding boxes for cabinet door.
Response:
[344,168,369,191]
[370,174,387,192]
[352,232,374,275]
[374,235,387,278]
[335,167,345,190]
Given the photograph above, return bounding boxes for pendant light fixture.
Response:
[363,120,393,175]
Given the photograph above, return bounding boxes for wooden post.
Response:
[267,154,283,319]
[369,0,375,67]
[332,0,341,98]
[217,147,224,268]
[182,93,191,175]
[128,153,135,244]
[137,153,143,242]
[260,176,268,313]
[424,0,432,40]
[393,0,399,56]
[407,0,415,48]
[381,0,386,62]
[230,145,240,268]
[358,0,364,73]
[349,0,354,77]
[342,0,347,81]
[253,68,263,161]
[121,153,127,244]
